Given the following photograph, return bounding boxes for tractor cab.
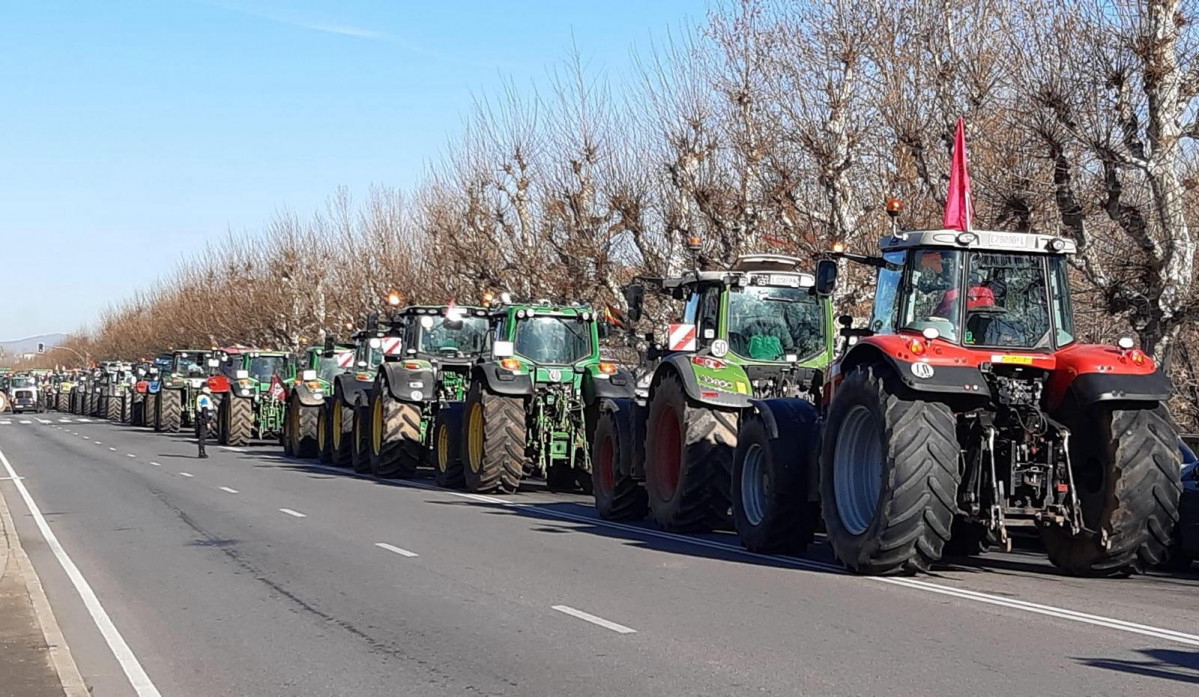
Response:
[623,253,837,402]
[488,301,607,382]
[215,348,290,399]
[395,305,490,363]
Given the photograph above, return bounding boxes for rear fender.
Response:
[1046,343,1171,409]
[581,367,635,406]
[379,361,435,403]
[657,353,751,409]
[837,341,991,400]
[473,362,533,397]
[334,374,372,407]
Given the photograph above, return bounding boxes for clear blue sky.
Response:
[0,0,703,340]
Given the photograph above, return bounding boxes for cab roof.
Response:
[879,229,1076,255]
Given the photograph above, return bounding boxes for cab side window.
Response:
[697,286,720,341]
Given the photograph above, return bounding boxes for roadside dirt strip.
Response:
[0,479,88,697]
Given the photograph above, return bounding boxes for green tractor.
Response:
[212,348,291,447]
[318,323,402,468]
[590,254,837,552]
[95,361,133,422]
[148,349,220,433]
[368,304,491,481]
[282,343,354,458]
[460,300,635,494]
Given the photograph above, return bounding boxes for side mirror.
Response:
[365,313,379,332]
[815,259,838,297]
[322,336,335,357]
[838,315,853,328]
[623,284,644,323]
[597,322,611,340]
[493,340,515,358]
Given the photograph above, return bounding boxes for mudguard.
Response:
[379,361,434,403]
[473,362,533,397]
[657,353,752,409]
[748,397,823,504]
[334,373,373,407]
[581,368,635,406]
[291,382,326,408]
[1067,369,1172,406]
[838,343,992,399]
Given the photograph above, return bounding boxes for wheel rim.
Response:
[317,410,326,451]
[653,408,682,499]
[468,402,484,473]
[597,433,615,493]
[332,401,342,448]
[436,423,449,472]
[741,443,768,527]
[833,405,884,535]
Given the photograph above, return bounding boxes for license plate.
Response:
[991,354,1034,365]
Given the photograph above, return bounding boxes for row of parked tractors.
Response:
[36,214,1194,577]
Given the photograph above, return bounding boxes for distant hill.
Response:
[0,333,67,356]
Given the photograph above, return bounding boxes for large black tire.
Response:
[318,405,334,464]
[156,389,182,433]
[352,404,373,474]
[287,398,320,459]
[56,392,68,412]
[1041,406,1181,576]
[330,395,355,467]
[370,390,422,478]
[105,395,121,422]
[220,396,252,447]
[131,395,145,427]
[462,382,526,494]
[732,399,820,554]
[643,371,736,532]
[433,403,465,488]
[820,367,959,575]
[591,402,648,520]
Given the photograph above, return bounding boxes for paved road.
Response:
[1,415,1197,696]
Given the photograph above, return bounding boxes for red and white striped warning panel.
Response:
[667,323,697,352]
[336,351,355,368]
[382,337,403,355]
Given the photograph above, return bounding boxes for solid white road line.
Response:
[279,508,306,518]
[552,605,636,634]
[219,487,238,494]
[375,542,418,558]
[178,472,194,478]
[0,446,163,696]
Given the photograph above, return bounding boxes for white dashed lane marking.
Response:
[279,508,306,518]
[551,605,636,634]
[375,542,418,558]
[219,487,238,494]
[178,472,194,478]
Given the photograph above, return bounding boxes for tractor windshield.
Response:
[173,354,205,376]
[727,286,826,361]
[11,377,33,388]
[898,249,1062,349]
[247,355,286,382]
[417,315,489,357]
[513,316,593,365]
[315,353,350,383]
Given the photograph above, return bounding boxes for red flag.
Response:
[943,116,973,231]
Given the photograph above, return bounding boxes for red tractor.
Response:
[818,216,1182,576]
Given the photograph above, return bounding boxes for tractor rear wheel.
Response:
[156,389,182,433]
[643,371,736,532]
[222,396,252,447]
[732,400,820,554]
[105,395,121,422]
[370,390,422,478]
[330,395,355,467]
[462,383,525,494]
[591,404,648,520]
[1042,406,1181,576]
[820,367,959,575]
[433,404,465,488]
[318,405,333,464]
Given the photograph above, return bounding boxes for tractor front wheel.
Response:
[156,389,182,433]
[462,383,525,494]
[643,371,736,532]
[1042,406,1181,576]
[732,400,819,554]
[433,404,465,488]
[819,367,959,575]
[590,404,648,520]
[370,390,422,478]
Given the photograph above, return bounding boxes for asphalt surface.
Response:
[1,413,1197,696]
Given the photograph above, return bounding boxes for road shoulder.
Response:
[0,480,88,697]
